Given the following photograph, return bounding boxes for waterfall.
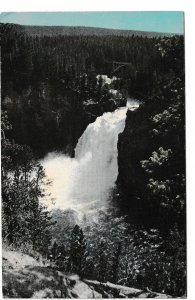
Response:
[42,104,136,214]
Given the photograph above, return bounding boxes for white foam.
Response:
[42,107,127,213]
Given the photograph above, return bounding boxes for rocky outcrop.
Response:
[3,266,170,298]
[84,279,171,298]
[3,266,100,298]
[83,97,126,117]
[116,104,158,224]
[2,249,170,298]
[117,106,152,191]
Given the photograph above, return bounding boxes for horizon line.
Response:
[0,22,181,35]
[0,12,184,34]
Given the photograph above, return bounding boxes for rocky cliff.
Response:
[116,105,155,224]
[117,77,185,230]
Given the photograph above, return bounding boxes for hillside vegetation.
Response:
[1,23,174,37]
[1,22,185,298]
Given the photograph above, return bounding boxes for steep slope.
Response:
[3,250,170,298]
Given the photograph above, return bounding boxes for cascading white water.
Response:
[42,104,137,214]
[72,107,127,212]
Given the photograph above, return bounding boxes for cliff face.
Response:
[117,108,152,195]
[117,79,185,230]
[116,106,154,222]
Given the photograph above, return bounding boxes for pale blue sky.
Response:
[0,12,184,34]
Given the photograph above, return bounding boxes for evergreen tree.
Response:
[97,241,108,282]
[69,225,86,276]
[1,111,53,254]
[112,242,122,283]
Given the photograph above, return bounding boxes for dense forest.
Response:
[3,24,171,37]
[1,23,185,298]
[1,23,181,157]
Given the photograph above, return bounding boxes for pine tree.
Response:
[97,241,108,282]
[112,242,122,283]
[69,225,86,276]
[1,111,53,253]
